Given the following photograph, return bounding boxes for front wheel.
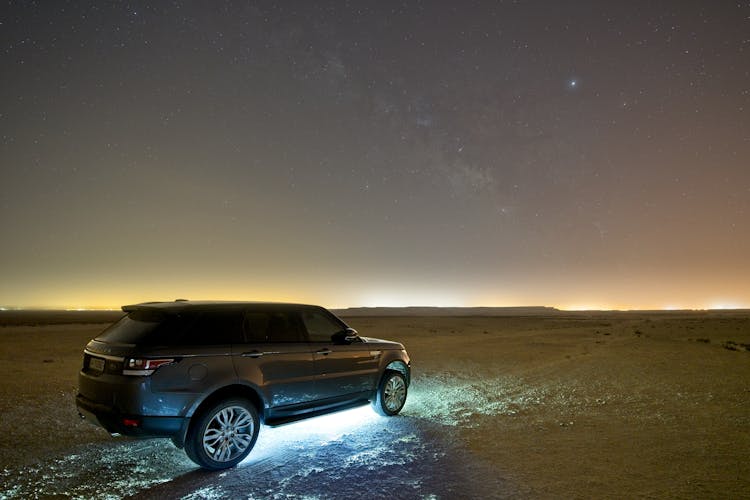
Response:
[372,370,407,416]
[184,398,260,470]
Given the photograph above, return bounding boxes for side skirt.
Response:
[265,394,372,426]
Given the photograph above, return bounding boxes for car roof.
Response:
[121,300,322,314]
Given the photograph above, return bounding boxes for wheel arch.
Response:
[191,383,265,419]
[384,359,410,387]
[173,383,266,449]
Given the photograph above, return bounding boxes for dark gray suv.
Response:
[76,301,411,469]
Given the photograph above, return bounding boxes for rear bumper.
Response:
[76,393,189,439]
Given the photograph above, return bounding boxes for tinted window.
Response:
[301,309,344,342]
[96,310,191,345]
[242,311,303,343]
[243,312,271,342]
[179,311,245,345]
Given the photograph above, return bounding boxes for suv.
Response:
[76,301,410,469]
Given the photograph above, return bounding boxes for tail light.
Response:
[123,358,175,376]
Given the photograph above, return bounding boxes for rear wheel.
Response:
[184,398,259,470]
[371,370,407,416]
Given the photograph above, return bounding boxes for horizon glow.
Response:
[1,3,748,312]
[0,293,747,312]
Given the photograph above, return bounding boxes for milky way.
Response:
[1,1,748,309]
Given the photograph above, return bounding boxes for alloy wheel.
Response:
[383,374,407,412]
[202,405,255,462]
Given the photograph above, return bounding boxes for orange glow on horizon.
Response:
[1,291,747,312]
[2,276,748,312]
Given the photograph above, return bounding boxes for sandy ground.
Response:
[0,312,748,498]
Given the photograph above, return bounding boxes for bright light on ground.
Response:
[239,405,384,466]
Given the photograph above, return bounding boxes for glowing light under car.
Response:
[239,405,384,466]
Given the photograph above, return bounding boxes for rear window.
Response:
[96,310,193,345]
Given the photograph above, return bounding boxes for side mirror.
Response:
[332,328,360,344]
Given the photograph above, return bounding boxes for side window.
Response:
[243,312,271,343]
[243,311,303,343]
[179,311,245,345]
[301,309,344,343]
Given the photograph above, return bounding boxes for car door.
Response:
[232,309,316,409]
[300,307,380,401]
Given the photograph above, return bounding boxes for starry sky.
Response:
[1,1,749,310]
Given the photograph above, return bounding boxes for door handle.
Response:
[241,350,264,358]
[316,348,332,356]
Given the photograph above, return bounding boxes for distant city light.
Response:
[356,290,467,308]
[560,304,614,311]
[708,301,747,310]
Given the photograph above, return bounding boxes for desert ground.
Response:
[0,310,748,498]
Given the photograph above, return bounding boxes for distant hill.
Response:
[2,306,746,326]
[0,310,122,326]
[1,306,562,325]
[332,306,561,317]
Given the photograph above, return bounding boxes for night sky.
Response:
[2,1,748,310]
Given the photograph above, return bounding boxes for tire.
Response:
[184,397,260,470]
[371,370,408,416]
